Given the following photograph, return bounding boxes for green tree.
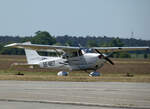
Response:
[100,42,110,47]
[21,37,33,42]
[119,52,131,58]
[54,42,62,46]
[144,53,148,59]
[0,44,2,51]
[87,40,98,47]
[65,40,74,46]
[109,38,125,58]
[32,31,56,45]
[0,47,24,55]
[109,37,124,47]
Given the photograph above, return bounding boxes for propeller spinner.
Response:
[95,49,114,65]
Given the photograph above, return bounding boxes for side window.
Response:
[63,50,82,58]
[62,54,69,59]
[78,49,83,56]
[71,51,78,57]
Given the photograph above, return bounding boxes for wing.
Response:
[5,42,80,52]
[92,47,150,53]
[5,42,149,53]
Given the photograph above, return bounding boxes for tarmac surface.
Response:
[0,81,150,109]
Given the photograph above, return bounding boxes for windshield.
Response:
[81,48,96,53]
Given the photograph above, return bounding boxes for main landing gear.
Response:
[57,70,100,77]
[57,71,69,76]
[89,71,101,77]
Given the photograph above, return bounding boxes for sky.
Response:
[0,0,150,40]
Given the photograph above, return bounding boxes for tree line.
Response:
[0,31,149,58]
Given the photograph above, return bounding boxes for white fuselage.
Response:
[37,53,106,71]
[5,42,149,73]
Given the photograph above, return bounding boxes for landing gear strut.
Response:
[89,65,101,77]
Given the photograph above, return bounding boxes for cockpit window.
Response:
[63,51,79,58]
[81,48,95,53]
[62,48,95,59]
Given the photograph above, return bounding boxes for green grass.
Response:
[0,55,150,82]
[0,69,150,82]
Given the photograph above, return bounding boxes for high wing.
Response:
[4,42,80,52]
[92,47,149,53]
[5,42,149,53]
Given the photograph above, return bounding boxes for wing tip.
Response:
[4,43,18,47]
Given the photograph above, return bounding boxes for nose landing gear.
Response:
[88,65,101,77]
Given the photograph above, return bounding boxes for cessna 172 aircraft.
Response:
[5,42,149,76]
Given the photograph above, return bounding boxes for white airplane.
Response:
[5,42,149,76]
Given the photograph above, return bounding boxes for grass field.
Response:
[0,55,150,82]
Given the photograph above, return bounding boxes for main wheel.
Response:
[57,71,69,76]
[89,71,100,77]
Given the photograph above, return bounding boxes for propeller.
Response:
[95,49,114,65]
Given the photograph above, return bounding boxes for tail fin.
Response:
[23,42,42,64]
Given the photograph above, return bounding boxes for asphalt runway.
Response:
[0,81,150,109]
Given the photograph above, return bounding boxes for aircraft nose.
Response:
[96,53,114,65]
[98,54,103,59]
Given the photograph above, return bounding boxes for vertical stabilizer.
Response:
[23,42,41,64]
